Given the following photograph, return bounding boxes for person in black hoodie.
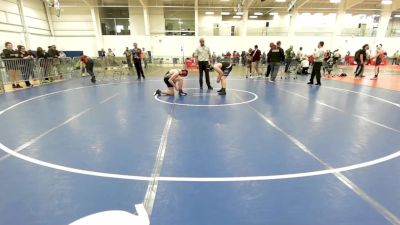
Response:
[17,45,34,87]
[37,47,51,82]
[264,42,274,78]
[354,44,369,78]
[2,42,22,88]
[48,45,62,79]
[267,43,285,82]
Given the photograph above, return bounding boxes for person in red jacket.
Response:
[79,54,96,83]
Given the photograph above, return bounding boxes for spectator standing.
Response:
[344,51,351,65]
[251,45,261,77]
[241,51,246,66]
[59,50,67,58]
[232,51,239,65]
[1,42,22,88]
[99,48,106,59]
[17,45,34,87]
[267,43,285,82]
[212,52,217,64]
[142,48,148,69]
[296,47,304,62]
[48,45,62,79]
[131,42,145,80]
[106,48,115,68]
[264,42,274,78]
[246,48,253,78]
[123,47,133,71]
[300,57,310,75]
[226,51,232,62]
[284,45,295,73]
[37,47,51,82]
[392,50,399,65]
[261,51,267,65]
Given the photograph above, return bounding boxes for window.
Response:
[164,8,195,36]
[99,7,130,35]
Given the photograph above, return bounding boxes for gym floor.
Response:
[0,65,399,225]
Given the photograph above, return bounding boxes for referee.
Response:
[195,38,213,90]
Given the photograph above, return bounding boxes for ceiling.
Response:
[59,0,400,14]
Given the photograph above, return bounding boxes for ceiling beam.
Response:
[243,0,257,10]
[345,0,366,10]
[297,0,311,9]
[138,0,148,7]
[391,0,400,11]
[80,0,91,7]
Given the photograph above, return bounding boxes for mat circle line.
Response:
[0,81,399,182]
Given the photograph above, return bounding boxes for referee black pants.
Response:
[198,61,212,88]
[310,61,322,84]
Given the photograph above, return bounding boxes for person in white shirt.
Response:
[296,47,304,62]
[194,38,213,89]
[307,41,325,85]
[59,50,66,58]
[300,57,309,74]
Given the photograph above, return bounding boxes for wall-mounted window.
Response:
[164,8,195,36]
[99,7,130,35]
[387,12,400,37]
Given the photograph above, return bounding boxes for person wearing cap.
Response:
[213,61,233,95]
[79,54,96,83]
[154,69,188,96]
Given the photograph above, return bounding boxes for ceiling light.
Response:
[249,15,258,18]
[394,15,400,18]
[269,12,279,16]
[236,12,244,15]
[330,0,340,3]
[221,12,230,15]
[205,12,214,15]
[254,12,263,15]
[275,0,285,2]
[178,21,183,24]
[233,15,241,18]
[381,0,392,4]
[220,0,230,2]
